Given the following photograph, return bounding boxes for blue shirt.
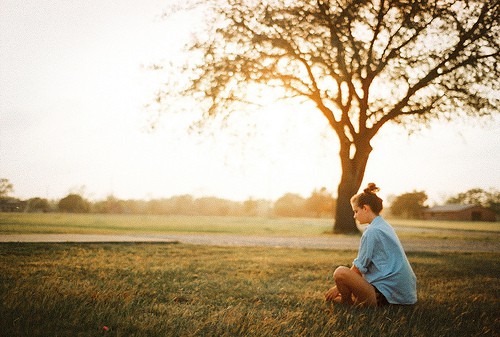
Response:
[353,216,417,304]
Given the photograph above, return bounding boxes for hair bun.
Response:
[364,182,380,194]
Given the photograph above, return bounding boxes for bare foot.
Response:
[325,286,341,302]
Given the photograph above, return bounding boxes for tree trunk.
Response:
[334,176,361,234]
[333,139,372,234]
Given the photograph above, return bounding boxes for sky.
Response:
[0,0,499,205]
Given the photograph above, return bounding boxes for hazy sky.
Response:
[1,0,499,204]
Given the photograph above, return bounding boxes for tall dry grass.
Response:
[0,243,498,336]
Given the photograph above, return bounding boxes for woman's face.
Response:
[351,203,371,224]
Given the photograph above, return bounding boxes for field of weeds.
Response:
[0,243,498,336]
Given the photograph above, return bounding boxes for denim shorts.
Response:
[373,286,390,306]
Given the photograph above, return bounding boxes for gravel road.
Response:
[0,233,498,253]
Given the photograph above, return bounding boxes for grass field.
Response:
[0,243,498,337]
[1,212,498,237]
[0,213,334,236]
[0,213,498,336]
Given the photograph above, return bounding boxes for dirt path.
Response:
[0,233,498,253]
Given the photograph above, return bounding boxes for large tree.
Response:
[157,0,499,233]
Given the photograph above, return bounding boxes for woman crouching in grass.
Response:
[325,183,417,306]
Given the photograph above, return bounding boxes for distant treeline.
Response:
[0,188,336,218]
[1,176,498,219]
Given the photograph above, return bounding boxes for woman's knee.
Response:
[333,266,350,282]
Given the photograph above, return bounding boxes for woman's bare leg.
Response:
[332,266,377,306]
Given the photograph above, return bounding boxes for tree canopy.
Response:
[390,191,428,219]
[0,178,14,198]
[58,194,90,213]
[446,188,500,215]
[158,0,499,233]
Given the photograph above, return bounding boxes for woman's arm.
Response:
[351,265,362,276]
